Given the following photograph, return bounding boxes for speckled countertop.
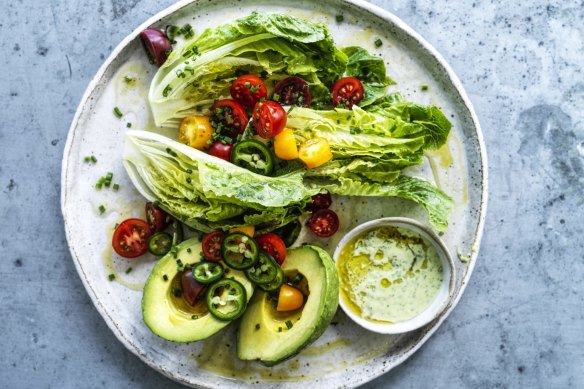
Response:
[1,0,583,388]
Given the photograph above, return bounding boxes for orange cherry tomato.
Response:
[274,128,299,160]
[229,225,255,237]
[277,284,304,311]
[178,116,214,149]
[298,137,333,168]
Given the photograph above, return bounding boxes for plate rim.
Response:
[60,0,488,387]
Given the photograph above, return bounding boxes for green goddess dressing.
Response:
[337,226,444,323]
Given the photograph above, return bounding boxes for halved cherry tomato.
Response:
[229,225,255,237]
[208,142,233,161]
[145,202,168,232]
[307,209,339,238]
[230,74,268,108]
[331,77,364,109]
[252,100,286,139]
[306,191,332,212]
[255,233,286,265]
[298,137,333,168]
[112,218,152,258]
[181,270,206,306]
[277,284,304,311]
[274,128,299,160]
[274,76,311,106]
[202,230,225,262]
[210,99,248,137]
[178,116,214,149]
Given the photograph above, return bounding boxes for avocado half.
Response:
[237,245,339,365]
[142,238,254,342]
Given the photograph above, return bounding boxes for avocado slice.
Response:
[237,245,339,365]
[142,238,254,342]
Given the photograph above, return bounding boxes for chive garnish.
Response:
[91,155,97,163]
[108,274,115,281]
[374,38,383,47]
[191,315,198,320]
[98,205,106,214]
[278,327,282,332]
[112,183,120,191]
[285,320,293,329]
[421,84,429,91]
[126,122,132,128]
[187,248,192,253]
[163,274,169,282]
[255,323,260,330]
[336,14,344,23]
[125,267,133,274]
[113,107,123,118]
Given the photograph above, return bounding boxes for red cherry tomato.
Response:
[202,230,225,262]
[210,99,248,137]
[331,77,364,109]
[306,192,332,212]
[274,76,311,106]
[252,100,287,139]
[181,270,205,306]
[208,142,234,161]
[139,29,172,67]
[112,218,152,258]
[255,233,287,265]
[145,202,168,232]
[307,209,339,238]
[230,74,268,108]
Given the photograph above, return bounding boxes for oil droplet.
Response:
[380,278,391,288]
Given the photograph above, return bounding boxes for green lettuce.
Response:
[124,130,320,232]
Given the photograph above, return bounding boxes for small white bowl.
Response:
[333,217,455,334]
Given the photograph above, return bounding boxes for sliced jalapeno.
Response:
[231,139,274,175]
[221,232,259,270]
[206,278,247,321]
[192,262,224,284]
[148,232,173,256]
[245,252,279,285]
[258,263,285,292]
[273,219,302,247]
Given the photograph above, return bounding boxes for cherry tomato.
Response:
[202,230,225,262]
[208,142,233,161]
[274,76,311,106]
[298,137,333,168]
[180,270,206,306]
[210,99,248,137]
[306,192,332,212]
[274,128,299,160]
[139,29,172,67]
[145,202,168,232]
[277,284,304,311]
[178,116,214,150]
[112,218,152,258]
[331,77,364,109]
[230,74,268,108]
[255,233,287,265]
[252,100,286,139]
[307,209,339,238]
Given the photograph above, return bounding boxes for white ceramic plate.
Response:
[61,0,487,387]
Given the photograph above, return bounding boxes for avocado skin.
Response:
[236,244,339,366]
[142,238,253,343]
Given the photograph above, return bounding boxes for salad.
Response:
[110,12,453,365]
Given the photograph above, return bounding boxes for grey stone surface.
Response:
[0,0,582,388]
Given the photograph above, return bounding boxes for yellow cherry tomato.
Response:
[276,284,304,312]
[298,137,333,168]
[229,225,255,237]
[274,128,299,160]
[178,116,214,150]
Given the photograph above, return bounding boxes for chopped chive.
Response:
[123,76,136,86]
[186,178,192,184]
[187,248,192,253]
[125,267,133,274]
[285,320,293,329]
[108,273,115,281]
[112,183,120,191]
[126,122,132,128]
[163,274,169,282]
[91,155,97,163]
[95,182,102,190]
[421,84,429,91]
[98,205,106,214]
[172,288,183,297]
[255,323,260,330]
[336,14,344,23]
[374,38,383,48]
[162,85,172,97]
[84,156,91,162]
[113,107,123,118]
[191,315,198,320]
[278,327,282,332]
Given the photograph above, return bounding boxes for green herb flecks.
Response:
[113,107,123,119]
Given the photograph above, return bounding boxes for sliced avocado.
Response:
[142,237,254,342]
[237,245,339,365]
